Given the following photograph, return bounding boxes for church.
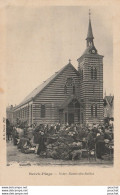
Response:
[13,12,104,126]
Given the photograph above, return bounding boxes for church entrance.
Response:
[60,98,80,125]
[68,113,74,125]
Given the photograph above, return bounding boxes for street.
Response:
[7,141,113,167]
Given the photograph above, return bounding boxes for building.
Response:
[6,105,14,124]
[13,12,104,126]
[104,95,114,121]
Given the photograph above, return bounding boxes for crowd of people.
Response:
[6,120,114,161]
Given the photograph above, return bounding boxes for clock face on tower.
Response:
[92,49,95,54]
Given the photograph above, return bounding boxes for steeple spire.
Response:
[86,9,94,47]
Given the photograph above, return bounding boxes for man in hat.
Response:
[37,131,45,155]
[96,133,105,160]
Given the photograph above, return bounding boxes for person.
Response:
[49,124,54,134]
[54,124,57,133]
[87,131,95,150]
[23,138,32,148]
[12,127,19,145]
[6,123,13,141]
[56,123,60,132]
[20,138,35,154]
[44,124,48,134]
[37,132,46,155]
[95,133,105,159]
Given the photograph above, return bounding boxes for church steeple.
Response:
[86,10,94,48]
[77,10,104,125]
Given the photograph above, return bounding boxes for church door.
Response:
[68,113,74,125]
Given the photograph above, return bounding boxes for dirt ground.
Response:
[7,141,113,167]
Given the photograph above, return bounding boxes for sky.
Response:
[6,6,113,106]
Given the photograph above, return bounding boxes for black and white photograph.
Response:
[6,6,114,167]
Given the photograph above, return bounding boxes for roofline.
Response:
[70,64,80,76]
[14,63,79,110]
[14,99,33,110]
[34,63,79,100]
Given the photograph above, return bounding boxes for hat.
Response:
[97,133,100,136]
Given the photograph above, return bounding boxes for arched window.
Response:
[65,112,67,124]
[81,112,84,124]
[95,104,97,117]
[82,69,83,80]
[91,67,93,79]
[73,85,75,95]
[81,69,83,80]
[31,105,32,124]
[64,85,67,94]
[20,110,21,119]
[93,84,95,95]
[41,104,46,118]
[91,105,93,117]
[77,110,80,122]
[94,68,97,79]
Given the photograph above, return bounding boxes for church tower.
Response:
[78,10,104,125]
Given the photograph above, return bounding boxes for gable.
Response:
[34,64,80,105]
[16,63,80,108]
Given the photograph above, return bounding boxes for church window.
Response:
[20,109,22,118]
[91,67,93,79]
[91,67,97,80]
[31,105,32,124]
[23,108,24,118]
[95,104,97,117]
[65,113,67,123]
[78,110,80,122]
[21,108,23,118]
[81,112,84,124]
[27,106,29,118]
[25,107,27,118]
[93,84,95,95]
[81,69,83,80]
[66,77,73,86]
[73,85,75,94]
[91,105,93,117]
[94,68,97,79]
[64,85,67,94]
[41,104,46,118]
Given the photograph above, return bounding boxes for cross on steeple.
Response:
[69,59,71,64]
[86,9,94,47]
[89,9,91,19]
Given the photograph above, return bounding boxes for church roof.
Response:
[82,45,93,55]
[77,46,102,62]
[15,63,79,109]
[104,96,114,107]
[86,18,94,40]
